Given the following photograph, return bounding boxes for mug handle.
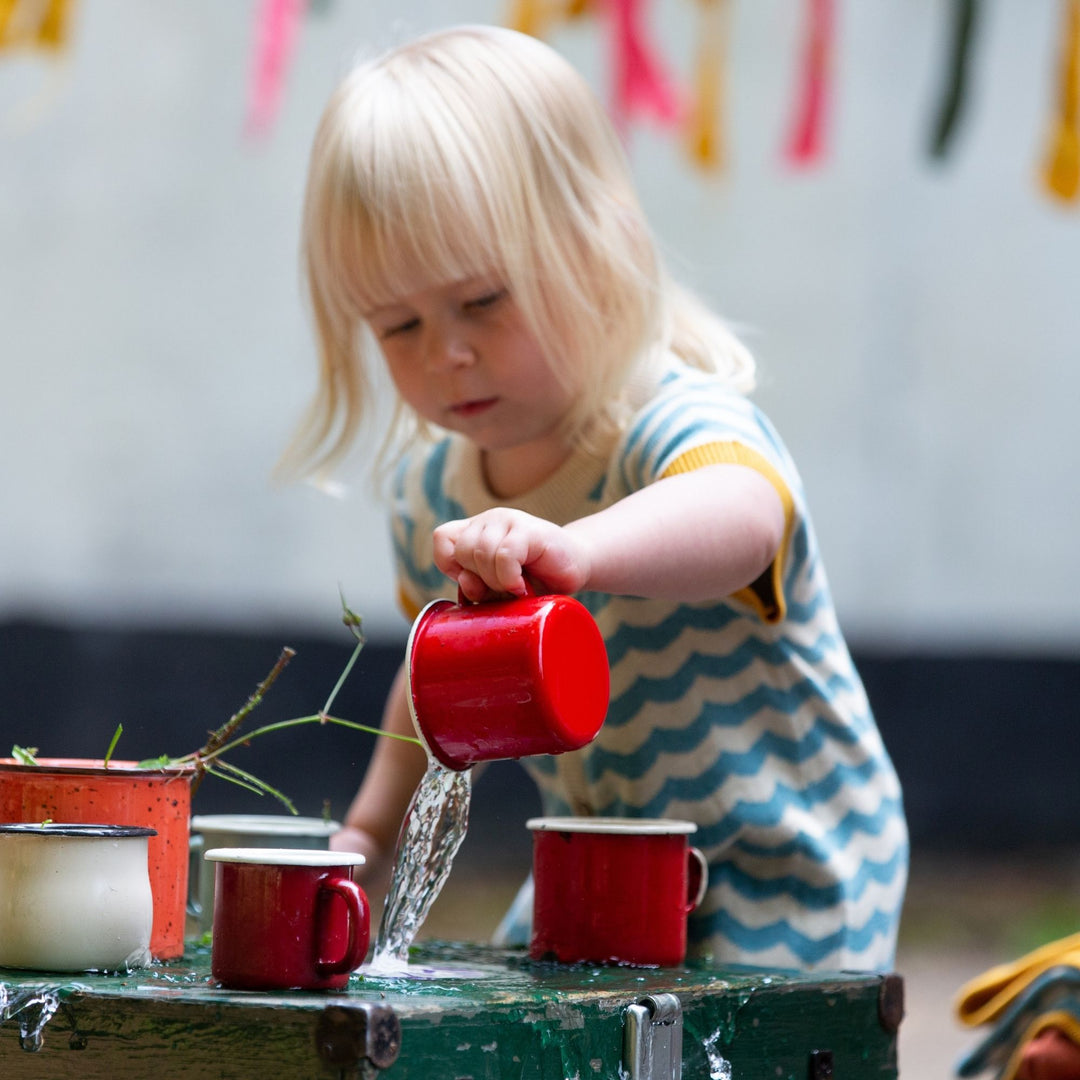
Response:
[315,876,371,976]
[187,833,204,918]
[685,846,709,913]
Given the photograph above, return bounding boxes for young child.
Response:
[287,23,908,972]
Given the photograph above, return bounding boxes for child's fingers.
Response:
[462,518,528,595]
[455,568,491,602]
[432,519,468,578]
[433,515,523,595]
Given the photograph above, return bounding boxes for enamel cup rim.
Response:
[0,822,157,839]
[527,816,698,836]
[203,847,366,867]
[191,814,341,838]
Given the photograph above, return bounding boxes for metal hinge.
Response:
[315,1003,401,1076]
[623,994,683,1080]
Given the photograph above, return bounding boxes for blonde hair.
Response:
[282,23,754,481]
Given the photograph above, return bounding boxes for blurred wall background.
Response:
[2,0,1078,856]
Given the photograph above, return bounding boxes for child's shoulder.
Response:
[612,354,796,489]
[653,354,756,405]
[624,356,774,444]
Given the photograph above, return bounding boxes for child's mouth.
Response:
[450,398,498,418]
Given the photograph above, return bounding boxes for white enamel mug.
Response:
[0,823,156,972]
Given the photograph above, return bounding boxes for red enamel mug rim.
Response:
[526,816,698,835]
[204,848,366,868]
[404,594,453,762]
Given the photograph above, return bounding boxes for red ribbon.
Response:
[784,0,834,166]
[244,0,306,139]
[608,0,684,135]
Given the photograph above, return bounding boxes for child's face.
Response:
[366,275,578,491]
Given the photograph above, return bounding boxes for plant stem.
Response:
[322,638,362,716]
[182,713,419,770]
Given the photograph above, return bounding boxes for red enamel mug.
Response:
[205,848,369,991]
[406,588,609,771]
[528,817,709,968]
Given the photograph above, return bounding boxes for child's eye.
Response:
[465,289,507,312]
[380,316,420,339]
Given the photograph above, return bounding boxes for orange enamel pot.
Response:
[0,758,195,960]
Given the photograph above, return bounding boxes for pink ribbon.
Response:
[244,0,306,138]
[784,0,834,166]
[608,0,684,135]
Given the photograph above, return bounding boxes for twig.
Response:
[188,646,296,796]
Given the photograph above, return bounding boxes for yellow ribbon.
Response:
[0,0,71,52]
[507,0,592,39]
[1042,0,1080,202]
[686,0,729,170]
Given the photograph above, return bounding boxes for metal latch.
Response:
[623,993,683,1080]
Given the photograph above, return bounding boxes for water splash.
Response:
[368,759,472,971]
[702,1029,733,1080]
[0,984,61,1052]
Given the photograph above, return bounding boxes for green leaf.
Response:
[11,745,39,766]
[103,724,123,769]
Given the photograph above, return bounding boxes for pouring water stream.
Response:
[367,758,473,973]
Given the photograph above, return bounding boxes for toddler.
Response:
[286,23,908,971]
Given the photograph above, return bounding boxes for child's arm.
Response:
[433,464,785,602]
[330,660,430,894]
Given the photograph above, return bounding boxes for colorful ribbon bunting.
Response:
[929,0,981,159]
[507,0,591,39]
[0,0,72,52]
[1041,0,1080,202]
[244,0,306,139]
[607,0,684,138]
[686,0,729,170]
[783,0,834,167]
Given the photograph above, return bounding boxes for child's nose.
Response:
[424,326,475,371]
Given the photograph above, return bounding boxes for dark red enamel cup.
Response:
[528,817,708,967]
[205,848,369,991]
[406,589,609,771]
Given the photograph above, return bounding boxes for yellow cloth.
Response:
[1001,1011,1080,1080]
[955,932,1080,1028]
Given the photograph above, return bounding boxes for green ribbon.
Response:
[929,0,981,159]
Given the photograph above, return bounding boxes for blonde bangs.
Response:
[307,61,513,328]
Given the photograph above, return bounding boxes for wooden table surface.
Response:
[1,940,902,1079]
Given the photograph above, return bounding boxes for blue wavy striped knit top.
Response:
[391,355,908,971]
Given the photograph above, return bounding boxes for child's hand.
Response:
[433,508,591,600]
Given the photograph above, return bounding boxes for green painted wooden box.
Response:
[0,941,902,1079]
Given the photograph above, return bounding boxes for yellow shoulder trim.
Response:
[660,441,794,624]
